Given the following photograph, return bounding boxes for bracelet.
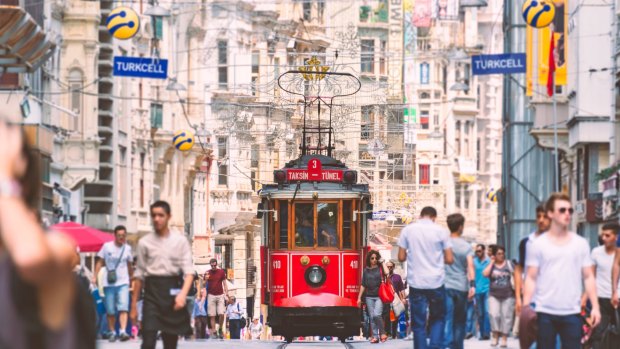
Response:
[0,179,21,199]
[469,281,475,288]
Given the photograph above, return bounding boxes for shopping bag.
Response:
[391,295,405,318]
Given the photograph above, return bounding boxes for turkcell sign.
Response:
[471,53,526,76]
[113,56,168,79]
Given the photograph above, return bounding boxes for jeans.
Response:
[142,331,178,349]
[475,292,491,338]
[410,286,446,349]
[103,284,130,314]
[443,289,468,349]
[465,299,476,335]
[536,312,581,349]
[589,298,619,349]
[229,319,242,339]
[194,316,208,339]
[366,296,385,338]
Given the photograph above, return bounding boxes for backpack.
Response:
[238,303,247,328]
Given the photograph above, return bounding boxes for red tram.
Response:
[258,155,372,343]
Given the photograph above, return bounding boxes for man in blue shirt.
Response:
[474,244,491,340]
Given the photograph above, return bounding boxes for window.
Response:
[464,121,470,157]
[41,155,51,183]
[361,105,374,140]
[218,165,228,186]
[274,57,280,80]
[420,110,429,130]
[251,76,257,96]
[68,70,83,117]
[218,40,228,89]
[317,203,338,247]
[278,201,289,248]
[379,40,387,75]
[251,145,259,168]
[295,203,314,247]
[342,201,352,249]
[150,103,163,128]
[217,137,227,158]
[252,51,259,74]
[153,16,163,40]
[361,39,375,73]
[419,164,430,185]
[317,0,325,21]
[303,1,311,20]
[455,184,463,208]
[420,62,430,84]
[455,121,461,155]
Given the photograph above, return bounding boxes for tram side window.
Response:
[342,201,352,249]
[279,203,288,249]
[295,203,314,247]
[317,203,338,247]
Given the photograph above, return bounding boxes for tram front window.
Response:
[318,203,338,247]
[295,203,314,247]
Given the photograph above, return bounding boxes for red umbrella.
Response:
[51,221,114,253]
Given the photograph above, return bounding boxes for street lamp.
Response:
[429,128,443,139]
[450,82,470,92]
[460,0,488,7]
[166,77,186,91]
[144,5,171,17]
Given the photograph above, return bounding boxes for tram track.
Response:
[276,340,356,349]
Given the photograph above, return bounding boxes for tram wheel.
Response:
[285,336,293,344]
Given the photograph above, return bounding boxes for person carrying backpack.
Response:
[226,296,244,339]
[483,245,515,348]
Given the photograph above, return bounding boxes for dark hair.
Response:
[476,244,486,251]
[420,206,437,218]
[365,250,381,268]
[602,222,620,235]
[114,225,127,235]
[447,213,465,233]
[545,192,571,213]
[488,244,498,255]
[209,258,217,264]
[494,245,506,255]
[150,200,171,215]
[535,204,545,214]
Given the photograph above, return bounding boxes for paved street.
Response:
[97,337,519,349]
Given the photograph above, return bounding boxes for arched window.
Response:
[68,69,83,116]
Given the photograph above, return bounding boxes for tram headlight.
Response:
[343,170,357,183]
[304,266,326,287]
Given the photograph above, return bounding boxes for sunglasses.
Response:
[558,207,574,214]
[475,250,483,253]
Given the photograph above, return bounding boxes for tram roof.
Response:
[283,155,347,170]
[259,182,370,199]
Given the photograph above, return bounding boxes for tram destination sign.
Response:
[287,169,343,182]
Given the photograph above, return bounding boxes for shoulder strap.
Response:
[110,244,126,271]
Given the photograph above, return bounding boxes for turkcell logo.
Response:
[113,56,168,79]
[471,53,526,76]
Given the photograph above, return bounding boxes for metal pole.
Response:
[553,70,559,192]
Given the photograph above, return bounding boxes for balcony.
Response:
[22,124,54,155]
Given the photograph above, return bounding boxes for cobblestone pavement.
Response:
[98,337,519,349]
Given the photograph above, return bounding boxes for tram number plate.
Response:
[273,260,282,269]
[349,260,359,269]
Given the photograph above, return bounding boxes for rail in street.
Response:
[97,337,520,349]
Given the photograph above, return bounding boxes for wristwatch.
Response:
[0,180,21,199]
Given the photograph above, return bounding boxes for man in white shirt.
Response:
[590,223,620,348]
[398,206,454,349]
[95,225,133,342]
[523,193,600,349]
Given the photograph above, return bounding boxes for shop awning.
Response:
[52,221,114,253]
[0,5,55,74]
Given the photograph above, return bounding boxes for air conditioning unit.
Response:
[141,17,154,40]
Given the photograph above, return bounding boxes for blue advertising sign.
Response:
[471,53,526,76]
[113,56,168,79]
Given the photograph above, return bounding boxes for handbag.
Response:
[602,309,620,349]
[391,294,406,318]
[107,244,126,285]
[378,267,395,303]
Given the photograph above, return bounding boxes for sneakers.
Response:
[119,332,130,342]
[108,332,117,342]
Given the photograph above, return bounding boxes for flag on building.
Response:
[547,31,556,97]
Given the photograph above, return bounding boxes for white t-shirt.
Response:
[397,218,452,289]
[526,233,593,315]
[97,241,133,287]
[591,246,620,299]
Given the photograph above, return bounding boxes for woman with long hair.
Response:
[483,245,516,348]
[357,250,389,343]
[0,118,95,348]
